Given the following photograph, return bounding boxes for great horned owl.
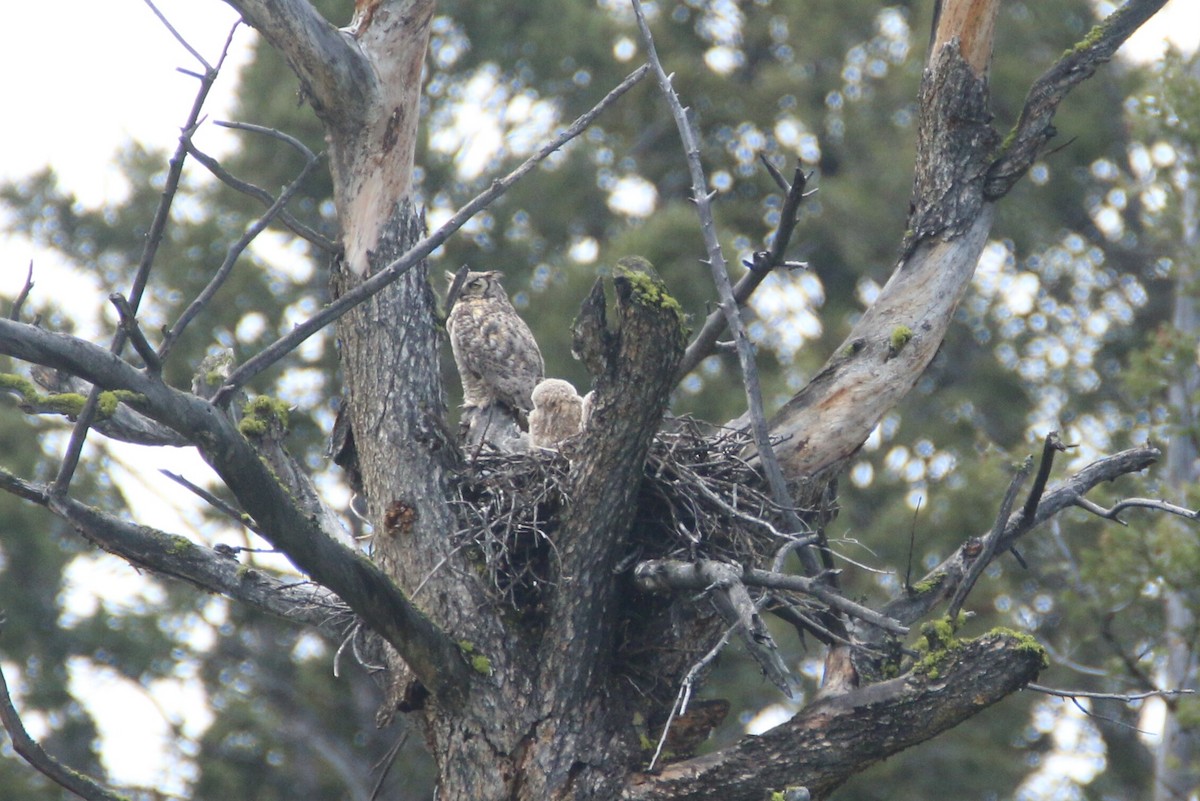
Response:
[446,270,544,428]
[529,378,585,449]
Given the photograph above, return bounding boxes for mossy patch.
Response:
[989,626,1049,669]
[614,256,688,332]
[909,571,946,596]
[911,616,960,679]
[0,373,141,419]
[888,325,914,355]
[458,640,492,675]
[239,396,290,438]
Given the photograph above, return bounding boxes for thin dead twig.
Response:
[1027,683,1194,703]
[185,141,336,253]
[948,456,1032,621]
[160,469,261,534]
[158,123,324,364]
[8,261,34,322]
[51,18,239,495]
[1074,496,1200,524]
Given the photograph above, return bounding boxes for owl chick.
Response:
[446,270,544,428]
[529,378,585,449]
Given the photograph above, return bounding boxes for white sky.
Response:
[0,0,1196,794]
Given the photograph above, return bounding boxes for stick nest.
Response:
[448,417,813,612]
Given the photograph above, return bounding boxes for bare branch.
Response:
[879,447,1164,630]
[142,0,218,70]
[160,468,264,535]
[631,0,827,592]
[0,318,474,705]
[51,26,237,495]
[636,559,907,635]
[1027,683,1195,703]
[0,468,348,637]
[212,64,650,402]
[677,164,812,378]
[0,657,125,801]
[985,0,1170,198]
[1074,496,1200,524]
[109,293,162,373]
[158,125,323,364]
[625,630,1044,801]
[635,560,793,697]
[185,140,336,253]
[948,456,1031,620]
[8,261,34,322]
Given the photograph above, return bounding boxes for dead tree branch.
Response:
[631,0,825,588]
[985,0,1171,199]
[624,630,1045,801]
[948,456,1031,620]
[0,317,474,705]
[677,164,812,379]
[185,139,336,253]
[636,559,907,636]
[880,446,1165,629]
[158,123,324,363]
[8,261,34,322]
[0,656,125,801]
[51,19,237,495]
[0,468,348,638]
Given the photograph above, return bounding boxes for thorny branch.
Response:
[630,0,828,589]
[212,64,651,404]
[677,162,813,379]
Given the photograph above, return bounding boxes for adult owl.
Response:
[529,378,585,449]
[446,270,544,428]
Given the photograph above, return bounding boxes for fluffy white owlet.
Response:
[446,270,544,426]
[529,378,585,449]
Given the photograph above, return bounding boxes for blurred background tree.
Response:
[1,1,1195,798]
